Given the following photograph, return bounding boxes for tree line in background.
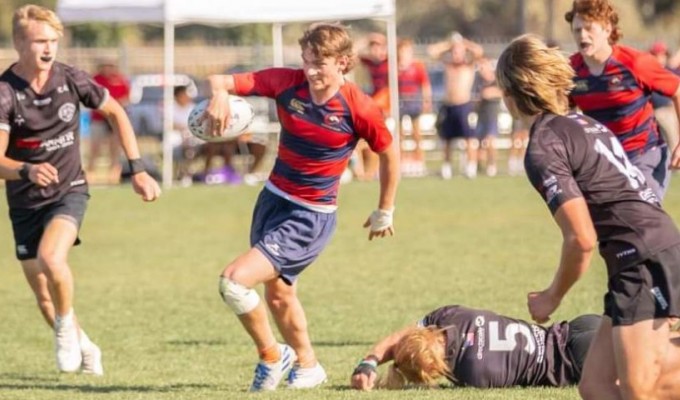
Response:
[0,0,678,47]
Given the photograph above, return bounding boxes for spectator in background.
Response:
[86,59,130,184]
[474,57,502,177]
[565,0,680,199]
[649,40,680,152]
[353,32,389,181]
[397,38,432,177]
[171,85,199,186]
[428,32,484,179]
[508,119,529,176]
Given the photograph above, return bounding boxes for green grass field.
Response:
[1,176,680,400]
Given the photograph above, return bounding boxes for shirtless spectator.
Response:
[428,32,483,179]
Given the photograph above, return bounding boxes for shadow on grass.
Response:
[167,339,225,346]
[0,382,214,393]
[314,340,374,347]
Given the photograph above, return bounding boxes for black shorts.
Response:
[9,192,89,260]
[604,244,680,326]
[566,314,602,382]
[436,103,474,140]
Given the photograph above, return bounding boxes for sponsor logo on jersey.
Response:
[58,103,76,123]
[475,315,486,360]
[33,97,52,106]
[57,84,69,94]
[16,92,26,101]
[615,247,637,259]
[70,179,86,187]
[41,131,75,152]
[573,79,588,92]
[531,325,546,363]
[289,98,306,114]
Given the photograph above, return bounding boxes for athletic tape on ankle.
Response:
[218,277,260,315]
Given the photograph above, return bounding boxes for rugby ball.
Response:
[187,96,254,142]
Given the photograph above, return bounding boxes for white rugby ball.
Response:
[187,96,254,142]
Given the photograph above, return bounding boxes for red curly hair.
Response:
[564,0,622,44]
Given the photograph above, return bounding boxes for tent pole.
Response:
[386,13,400,146]
[162,20,175,188]
[272,23,284,67]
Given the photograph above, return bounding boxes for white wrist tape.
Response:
[369,208,394,231]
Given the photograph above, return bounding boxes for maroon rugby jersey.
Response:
[421,305,576,387]
[0,62,108,209]
[525,112,680,276]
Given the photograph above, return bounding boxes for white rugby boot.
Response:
[54,311,82,373]
[80,330,103,376]
[249,344,296,392]
[286,362,328,389]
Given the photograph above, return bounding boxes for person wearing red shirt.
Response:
[566,0,680,200]
[86,60,130,183]
[202,23,399,392]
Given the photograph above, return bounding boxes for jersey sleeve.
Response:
[351,92,393,153]
[420,305,461,327]
[0,83,14,133]
[525,120,583,215]
[634,52,680,97]
[416,62,430,86]
[232,68,305,99]
[69,67,109,110]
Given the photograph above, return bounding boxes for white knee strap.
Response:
[218,277,260,315]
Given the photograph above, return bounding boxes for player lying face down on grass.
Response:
[200,22,399,392]
[496,34,680,400]
[350,305,601,390]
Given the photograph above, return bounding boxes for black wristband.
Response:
[18,163,31,180]
[352,356,378,377]
[128,158,146,175]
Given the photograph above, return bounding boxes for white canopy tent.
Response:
[56,0,399,188]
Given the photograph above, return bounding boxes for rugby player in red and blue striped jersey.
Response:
[566,0,680,200]
[202,23,399,392]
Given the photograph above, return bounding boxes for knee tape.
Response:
[218,277,260,315]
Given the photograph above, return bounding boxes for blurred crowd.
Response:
[83,33,680,187]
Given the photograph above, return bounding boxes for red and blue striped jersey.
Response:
[569,45,680,156]
[233,68,392,210]
[398,60,429,97]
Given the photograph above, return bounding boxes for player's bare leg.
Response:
[36,217,82,372]
[578,316,621,400]
[21,258,103,375]
[441,139,452,179]
[220,248,296,391]
[613,318,677,400]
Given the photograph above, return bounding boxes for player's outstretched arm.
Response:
[351,325,416,391]
[528,197,596,323]
[203,74,236,139]
[669,86,680,169]
[99,98,161,201]
[0,130,59,186]
[363,143,399,240]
